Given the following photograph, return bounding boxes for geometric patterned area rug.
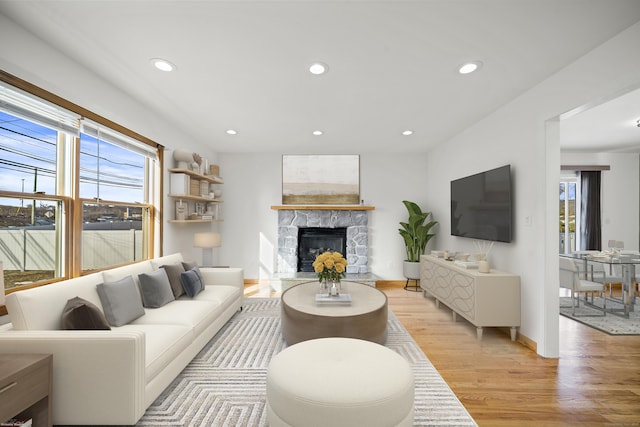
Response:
[560,296,640,335]
[137,297,477,426]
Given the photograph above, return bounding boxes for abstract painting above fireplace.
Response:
[282,155,360,205]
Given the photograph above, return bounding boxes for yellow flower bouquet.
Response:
[313,251,348,283]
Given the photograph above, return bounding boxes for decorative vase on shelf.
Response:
[173,149,194,169]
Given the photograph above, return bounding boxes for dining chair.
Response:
[559,256,605,316]
[572,250,607,283]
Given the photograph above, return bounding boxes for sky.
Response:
[0,110,145,204]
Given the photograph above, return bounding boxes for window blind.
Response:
[81,119,158,159]
[0,81,80,136]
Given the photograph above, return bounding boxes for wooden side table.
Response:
[0,354,52,427]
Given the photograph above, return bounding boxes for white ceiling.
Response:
[1,0,640,154]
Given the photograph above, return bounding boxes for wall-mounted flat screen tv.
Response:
[450,164,512,243]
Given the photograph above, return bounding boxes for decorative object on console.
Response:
[399,200,438,281]
[478,260,490,273]
[282,154,360,205]
[194,232,221,267]
[474,241,494,273]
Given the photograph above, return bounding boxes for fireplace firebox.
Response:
[297,227,347,272]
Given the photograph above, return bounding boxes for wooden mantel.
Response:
[271,205,375,211]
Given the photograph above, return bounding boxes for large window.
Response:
[0,76,162,301]
[559,176,578,253]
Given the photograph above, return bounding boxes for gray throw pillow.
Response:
[96,275,145,327]
[61,296,111,330]
[180,268,204,298]
[138,269,175,308]
[182,260,198,271]
[160,263,186,298]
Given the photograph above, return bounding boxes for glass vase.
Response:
[320,279,330,295]
[329,279,341,296]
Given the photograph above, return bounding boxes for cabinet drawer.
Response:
[0,361,50,421]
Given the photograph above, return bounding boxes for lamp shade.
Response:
[194,232,221,248]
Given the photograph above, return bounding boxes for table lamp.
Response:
[194,232,221,267]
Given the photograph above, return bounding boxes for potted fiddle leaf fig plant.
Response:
[398,200,438,279]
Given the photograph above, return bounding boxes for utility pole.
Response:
[31,168,37,226]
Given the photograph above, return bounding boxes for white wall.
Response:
[425,22,640,357]
[560,152,639,251]
[218,152,430,279]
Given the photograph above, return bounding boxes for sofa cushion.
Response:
[131,299,223,337]
[180,268,204,297]
[191,285,243,308]
[138,269,175,308]
[160,263,186,298]
[61,296,111,330]
[96,276,145,327]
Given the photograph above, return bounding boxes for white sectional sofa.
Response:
[0,253,244,426]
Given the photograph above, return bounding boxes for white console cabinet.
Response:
[420,255,521,341]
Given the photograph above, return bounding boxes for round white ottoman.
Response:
[266,337,414,427]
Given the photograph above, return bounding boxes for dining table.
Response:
[561,252,639,317]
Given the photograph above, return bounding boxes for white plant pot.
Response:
[403,261,421,280]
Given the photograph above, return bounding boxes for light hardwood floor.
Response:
[245,282,640,427]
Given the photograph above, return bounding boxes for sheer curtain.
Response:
[580,171,601,250]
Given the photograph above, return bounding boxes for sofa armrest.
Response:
[0,330,146,425]
[200,267,244,291]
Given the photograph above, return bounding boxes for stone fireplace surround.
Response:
[276,208,370,274]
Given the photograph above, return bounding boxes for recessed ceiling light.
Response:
[313,130,323,136]
[226,129,238,135]
[458,61,483,75]
[402,130,413,136]
[309,62,328,75]
[150,58,176,72]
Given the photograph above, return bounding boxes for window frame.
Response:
[0,70,164,311]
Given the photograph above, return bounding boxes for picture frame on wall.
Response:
[282,154,360,205]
